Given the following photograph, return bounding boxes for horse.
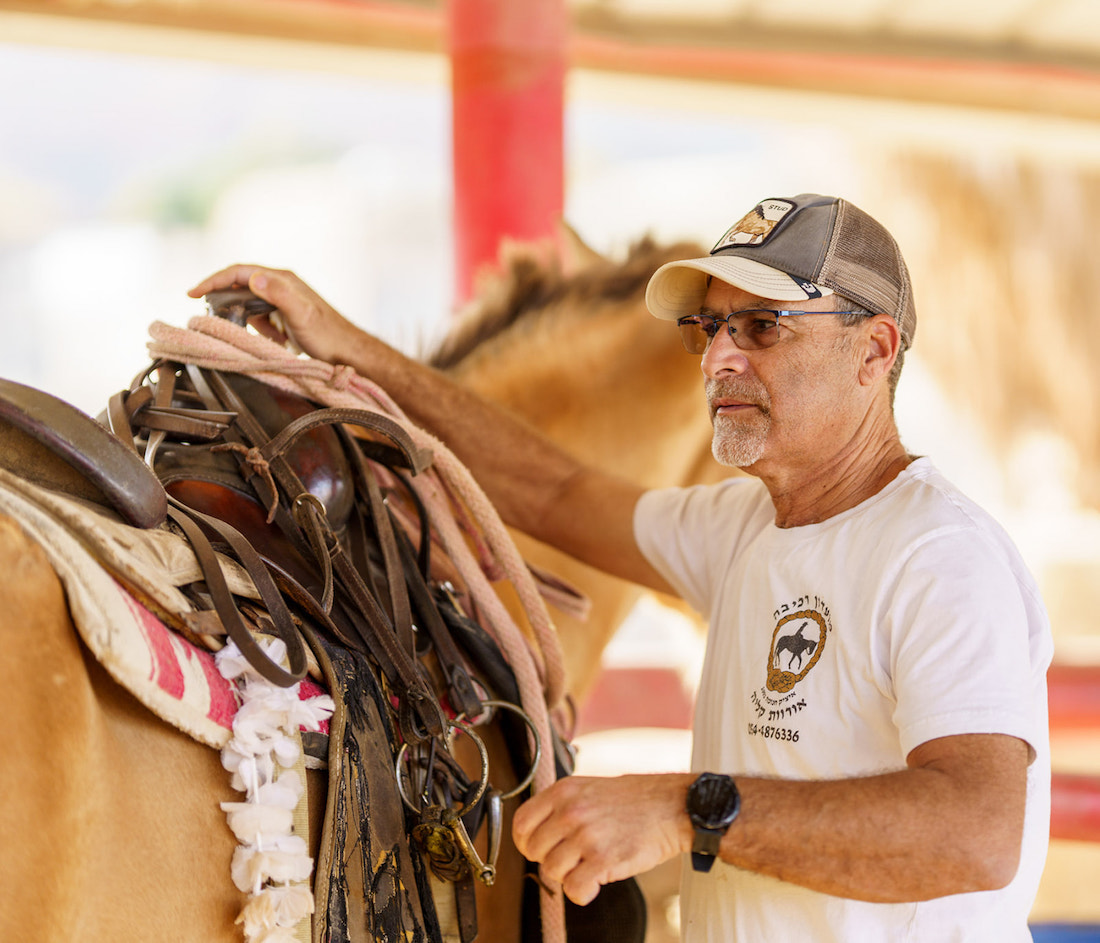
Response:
[0,226,723,943]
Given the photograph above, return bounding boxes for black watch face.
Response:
[688,773,741,830]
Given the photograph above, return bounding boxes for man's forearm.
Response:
[333,327,589,536]
[728,774,1011,900]
[514,734,1028,906]
[719,734,1027,901]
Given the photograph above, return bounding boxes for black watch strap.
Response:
[691,827,723,872]
[691,851,717,873]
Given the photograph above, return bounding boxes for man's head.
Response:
[644,194,914,470]
[645,194,916,353]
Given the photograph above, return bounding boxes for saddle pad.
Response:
[0,468,325,748]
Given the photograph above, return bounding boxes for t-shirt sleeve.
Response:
[887,527,1051,760]
[633,480,760,617]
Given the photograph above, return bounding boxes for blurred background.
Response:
[3,1,1100,938]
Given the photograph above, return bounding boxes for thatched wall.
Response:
[881,151,1100,512]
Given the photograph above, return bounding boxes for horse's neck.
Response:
[447,304,723,491]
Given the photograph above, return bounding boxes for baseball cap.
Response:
[645,193,916,349]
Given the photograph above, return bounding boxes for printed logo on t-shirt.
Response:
[767,610,827,692]
[747,595,831,744]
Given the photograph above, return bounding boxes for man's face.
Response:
[698,280,863,472]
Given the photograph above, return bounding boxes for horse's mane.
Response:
[428,233,705,370]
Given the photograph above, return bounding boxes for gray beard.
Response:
[707,379,772,468]
[711,417,769,467]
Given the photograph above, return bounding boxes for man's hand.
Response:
[512,773,694,905]
[188,265,358,366]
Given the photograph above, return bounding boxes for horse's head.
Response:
[428,222,722,491]
[430,222,706,375]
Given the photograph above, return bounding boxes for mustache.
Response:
[706,379,771,414]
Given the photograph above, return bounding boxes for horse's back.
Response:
[0,514,245,941]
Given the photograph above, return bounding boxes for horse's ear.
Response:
[557,219,605,276]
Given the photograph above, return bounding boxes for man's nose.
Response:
[700,328,749,379]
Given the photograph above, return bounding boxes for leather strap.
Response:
[391,520,482,720]
[342,434,415,657]
[143,363,176,466]
[165,495,308,687]
[183,365,445,737]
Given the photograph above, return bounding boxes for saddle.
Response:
[0,376,165,529]
[0,295,646,943]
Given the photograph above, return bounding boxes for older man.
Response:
[191,193,1051,941]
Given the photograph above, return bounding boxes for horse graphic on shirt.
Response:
[766,611,828,693]
[776,622,818,671]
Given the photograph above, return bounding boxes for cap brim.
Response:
[645,256,832,321]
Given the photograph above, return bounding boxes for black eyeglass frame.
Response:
[675,309,865,354]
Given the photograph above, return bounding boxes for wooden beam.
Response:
[5,0,1100,122]
[0,0,443,54]
[570,31,1100,124]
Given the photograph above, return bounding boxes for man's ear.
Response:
[858,315,901,387]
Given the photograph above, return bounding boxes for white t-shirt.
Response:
[634,458,1052,943]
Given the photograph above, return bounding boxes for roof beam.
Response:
[4,0,1100,120]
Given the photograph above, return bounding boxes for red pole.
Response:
[447,0,566,304]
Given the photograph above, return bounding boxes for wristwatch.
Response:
[686,772,741,873]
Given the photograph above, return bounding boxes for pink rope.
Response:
[147,316,568,940]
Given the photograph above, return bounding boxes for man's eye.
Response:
[748,319,777,335]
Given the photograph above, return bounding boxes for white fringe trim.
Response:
[216,639,335,943]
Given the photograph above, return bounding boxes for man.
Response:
[191,193,1051,940]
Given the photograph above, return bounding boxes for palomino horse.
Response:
[0,227,719,943]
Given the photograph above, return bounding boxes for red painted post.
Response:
[447,0,566,304]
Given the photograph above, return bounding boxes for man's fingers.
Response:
[539,835,583,885]
[513,774,693,910]
[529,826,604,907]
[187,264,264,298]
[512,792,556,857]
[248,269,319,320]
[560,858,613,907]
[248,313,291,347]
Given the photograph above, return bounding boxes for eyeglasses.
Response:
[675,309,863,354]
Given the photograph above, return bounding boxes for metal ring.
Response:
[475,700,542,802]
[395,720,490,817]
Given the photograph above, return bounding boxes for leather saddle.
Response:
[0,376,166,529]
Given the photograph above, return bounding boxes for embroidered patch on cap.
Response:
[711,199,796,252]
